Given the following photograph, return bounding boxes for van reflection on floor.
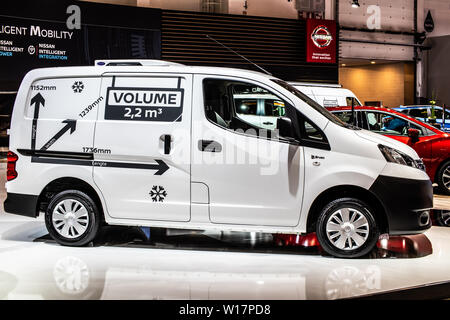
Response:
[272,232,433,258]
[0,224,437,300]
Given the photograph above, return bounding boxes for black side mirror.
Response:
[408,128,420,143]
[277,116,294,138]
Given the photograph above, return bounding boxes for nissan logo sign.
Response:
[311,25,333,48]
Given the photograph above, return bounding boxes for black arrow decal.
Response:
[30,93,45,151]
[153,159,169,175]
[17,148,170,176]
[92,159,169,175]
[40,119,77,151]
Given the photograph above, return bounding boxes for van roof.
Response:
[23,62,276,82]
[94,59,184,67]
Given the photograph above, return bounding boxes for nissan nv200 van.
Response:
[4,60,432,258]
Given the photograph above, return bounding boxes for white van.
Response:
[4,60,432,258]
[233,91,285,131]
[289,82,362,108]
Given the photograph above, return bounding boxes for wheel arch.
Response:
[37,177,104,221]
[306,185,388,234]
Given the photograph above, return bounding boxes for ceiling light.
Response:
[351,0,360,8]
[341,63,346,67]
[371,61,376,64]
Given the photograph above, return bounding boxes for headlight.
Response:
[378,144,418,169]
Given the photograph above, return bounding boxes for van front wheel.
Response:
[45,190,100,246]
[316,198,379,258]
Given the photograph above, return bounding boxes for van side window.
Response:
[302,118,327,142]
[203,79,233,128]
[203,78,289,133]
[283,99,329,149]
[203,78,329,149]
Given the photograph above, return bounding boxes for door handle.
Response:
[199,140,222,152]
[263,122,273,125]
[164,134,171,154]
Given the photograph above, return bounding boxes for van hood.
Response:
[354,129,420,159]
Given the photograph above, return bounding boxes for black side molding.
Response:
[17,149,93,160]
[4,193,39,218]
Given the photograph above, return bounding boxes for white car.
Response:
[289,82,362,108]
[4,60,432,258]
[233,92,285,130]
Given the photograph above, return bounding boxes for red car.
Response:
[326,106,450,195]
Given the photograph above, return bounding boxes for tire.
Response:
[45,190,101,246]
[437,160,450,196]
[316,198,379,258]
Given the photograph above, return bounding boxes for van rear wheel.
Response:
[316,198,379,258]
[45,190,100,246]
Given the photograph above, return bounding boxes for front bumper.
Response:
[369,175,433,235]
[3,193,39,218]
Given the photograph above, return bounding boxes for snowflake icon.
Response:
[72,81,84,93]
[150,185,167,202]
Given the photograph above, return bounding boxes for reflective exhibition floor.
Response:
[1,212,450,300]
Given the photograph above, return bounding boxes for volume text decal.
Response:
[105,87,184,122]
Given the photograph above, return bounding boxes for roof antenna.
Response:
[206,34,272,76]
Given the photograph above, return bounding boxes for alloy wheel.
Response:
[325,208,369,250]
[52,199,90,239]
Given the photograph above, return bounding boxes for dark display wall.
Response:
[161,10,338,83]
[0,1,338,90]
[0,0,162,91]
[0,0,162,147]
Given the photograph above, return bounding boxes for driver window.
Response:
[202,78,328,147]
[203,78,289,133]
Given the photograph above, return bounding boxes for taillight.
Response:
[7,151,18,181]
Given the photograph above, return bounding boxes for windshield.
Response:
[271,79,358,129]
